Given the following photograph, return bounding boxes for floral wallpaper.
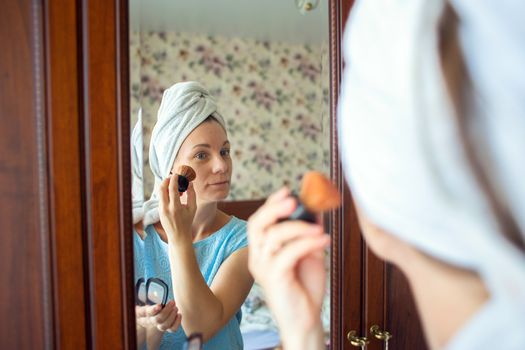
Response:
[130,30,330,200]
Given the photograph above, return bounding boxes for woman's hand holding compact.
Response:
[136,300,182,333]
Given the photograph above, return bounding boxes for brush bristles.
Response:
[177,165,196,182]
[299,171,341,212]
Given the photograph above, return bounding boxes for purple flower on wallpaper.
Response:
[301,122,321,140]
[249,144,276,173]
[140,75,164,103]
[296,114,321,141]
[195,45,228,76]
[294,54,321,82]
[247,81,276,111]
[298,61,320,82]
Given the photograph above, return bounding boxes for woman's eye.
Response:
[195,152,207,160]
[221,148,231,157]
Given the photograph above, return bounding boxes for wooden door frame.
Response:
[94,0,362,348]
[79,0,136,347]
[329,1,363,349]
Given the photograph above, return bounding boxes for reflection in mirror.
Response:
[130,108,148,346]
[130,1,330,349]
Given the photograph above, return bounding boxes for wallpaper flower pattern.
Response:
[130,31,330,200]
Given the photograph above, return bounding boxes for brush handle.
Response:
[287,200,317,223]
[177,175,189,193]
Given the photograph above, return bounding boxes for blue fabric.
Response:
[134,230,145,284]
[143,216,248,350]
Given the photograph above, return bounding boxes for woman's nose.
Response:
[212,155,228,174]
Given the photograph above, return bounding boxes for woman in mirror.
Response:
[131,108,183,348]
[247,1,525,349]
[141,81,253,349]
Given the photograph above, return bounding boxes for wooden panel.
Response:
[218,199,264,221]
[44,0,88,348]
[364,251,386,350]
[385,264,428,349]
[340,191,364,350]
[328,1,344,347]
[0,0,53,348]
[330,1,362,349]
[81,0,135,348]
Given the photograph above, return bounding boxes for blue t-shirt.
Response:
[143,216,248,350]
[134,230,145,284]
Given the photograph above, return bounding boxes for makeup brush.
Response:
[287,171,341,223]
[173,165,196,193]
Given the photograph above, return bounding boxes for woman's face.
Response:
[171,120,232,203]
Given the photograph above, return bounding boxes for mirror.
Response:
[130,1,331,348]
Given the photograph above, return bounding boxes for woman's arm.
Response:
[158,176,254,340]
[247,188,328,350]
[168,245,253,340]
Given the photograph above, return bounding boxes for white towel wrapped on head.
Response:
[143,81,226,226]
[131,108,144,225]
[339,1,525,348]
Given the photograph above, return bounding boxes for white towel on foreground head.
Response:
[339,1,525,349]
[131,108,144,224]
[143,81,226,226]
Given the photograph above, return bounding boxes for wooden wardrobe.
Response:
[0,0,426,348]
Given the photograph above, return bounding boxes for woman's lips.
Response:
[209,181,230,186]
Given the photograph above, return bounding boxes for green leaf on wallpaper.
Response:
[226,54,233,61]
[189,62,194,68]
[307,152,317,161]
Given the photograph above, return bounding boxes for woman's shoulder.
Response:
[223,216,248,252]
[227,216,247,230]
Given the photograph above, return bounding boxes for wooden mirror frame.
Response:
[2,0,366,348]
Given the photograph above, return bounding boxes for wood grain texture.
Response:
[364,250,386,350]
[329,0,344,347]
[218,200,264,221]
[0,0,52,348]
[81,0,135,347]
[384,264,428,350]
[330,1,362,349]
[116,0,137,347]
[44,0,88,347]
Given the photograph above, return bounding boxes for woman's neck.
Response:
[192,201,225,241]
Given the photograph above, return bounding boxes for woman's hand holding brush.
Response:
[247,172,340,350]
[159,171,197,245]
